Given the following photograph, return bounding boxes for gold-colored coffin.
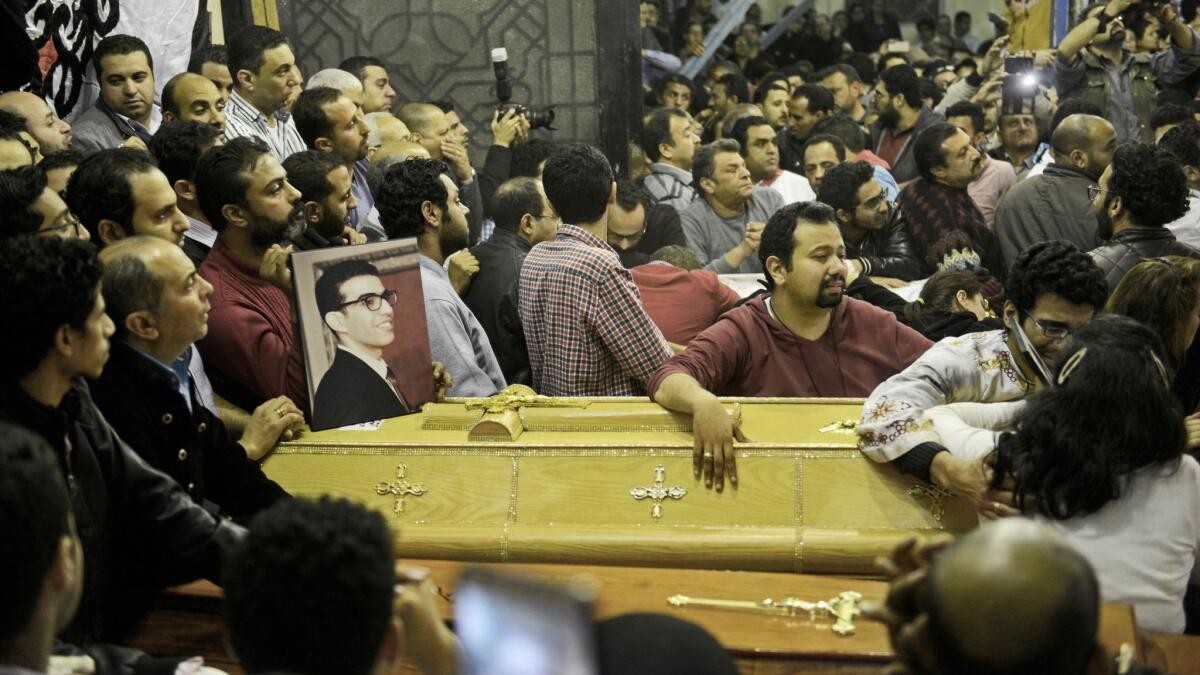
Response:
[263,398,977,575]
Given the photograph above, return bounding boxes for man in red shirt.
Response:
[649,201,932,491]
[194,136,309,412]
[631,245,741,345]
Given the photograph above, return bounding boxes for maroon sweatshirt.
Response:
[647,294,933,398]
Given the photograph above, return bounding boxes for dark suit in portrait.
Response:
[312,349,412,430]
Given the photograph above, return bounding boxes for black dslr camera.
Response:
[491,47,557,130]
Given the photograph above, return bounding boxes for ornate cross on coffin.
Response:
[667,590,863,636]
[630,465,687,519]
[375,463,428,514]
[462,384,590,441]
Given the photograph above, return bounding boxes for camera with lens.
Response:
[491,47,557,130]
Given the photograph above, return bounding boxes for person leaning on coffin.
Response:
[312,259,449,429]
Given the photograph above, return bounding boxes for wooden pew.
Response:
[129,559,1154,675]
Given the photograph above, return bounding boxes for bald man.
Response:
[874,520,1105,675]
[161,72,226,133]
[364,112,411,158]
[397,102,484,243]
[0,91,72,154]
[993,114,1117,268]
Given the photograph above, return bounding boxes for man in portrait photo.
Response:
[312,259,412,429]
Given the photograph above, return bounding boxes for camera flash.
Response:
[491,48,508,63]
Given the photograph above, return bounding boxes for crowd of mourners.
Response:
[2,0,1200,673]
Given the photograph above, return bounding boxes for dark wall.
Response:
[277,0,639,171]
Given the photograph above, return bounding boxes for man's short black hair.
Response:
[148,121,223,185]
[759,201,838,291]
[0,422,72,650]
[730,115,773,157]
[1108,142,1190,228]
[792,83,835,114]
[227,25,291,84]
[1159,121,1200,168]
[1050,98,1103,133]
[40,148,87,174]
[913,122,961,182]
[1006,240,1108,315]
[641,107,689,162]
[431,100,456,114]
[842,53,877,85]
[0,109,27,136]
[375,157,449,239]
[283,150,345,206]
[224,498,394,675]
[877,52,911,76]
[954,10,972,22]
[338,56,386,81]
[314,259,380,319]
[541,143,614,225]
[0,236,102,380]
[292,87,343,149]
[511,138,557,178]
[0,166,48,239]
[655,74,693,104]
[816,63,862,84]
[92,34,153,80]
[817,160,874,215]
[194,136,272,231]
[880,64,922,109]
[917,17,936,32]
[715,72,750,104]
[491,176,545,233]
[752,82,789,106]
[614,177,651,213]
[811,113,867,153]
[189,43,227,73]
[66,148,158,241]
[803,133,847,163]
[945,100,985,137]
[1150,103,1192,133]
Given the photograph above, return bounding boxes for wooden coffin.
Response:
[263,397,978,574]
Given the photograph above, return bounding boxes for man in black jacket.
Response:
[1089,142,1200,290]
[92,236,295,519]
[818,160,922,285]
[463,177,560,385]
[608,178,689,268]
[0,235,243,649]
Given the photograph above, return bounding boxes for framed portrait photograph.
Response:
[292,238,435,431]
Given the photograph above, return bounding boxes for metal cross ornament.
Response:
[630,465,687,519]
[375,463,428,514]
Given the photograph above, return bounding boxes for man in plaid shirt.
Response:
[519,144,672,396]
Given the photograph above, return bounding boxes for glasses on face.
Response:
[1087,184,1112,201]
[1023,313,1072,340]
[40,212,83,239]
[609,225,646,244]
[338,290,398,312]
[536,212,561,225]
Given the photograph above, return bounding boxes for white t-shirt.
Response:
[758,169,816,205]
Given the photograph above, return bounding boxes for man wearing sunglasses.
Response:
[858,241,1108,517]
[312,259,412,429]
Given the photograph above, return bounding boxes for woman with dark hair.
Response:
[902,269,1002,341]
[930,315,1200,633]
[1106,256,1200,415]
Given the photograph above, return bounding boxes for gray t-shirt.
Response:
[679,187,785,273]
[419,255,507,397]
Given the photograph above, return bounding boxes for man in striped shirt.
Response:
[222,26,306,162]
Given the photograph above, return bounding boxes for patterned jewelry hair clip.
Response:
[1148,349,1171,389]
[1056,347,1087,386]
